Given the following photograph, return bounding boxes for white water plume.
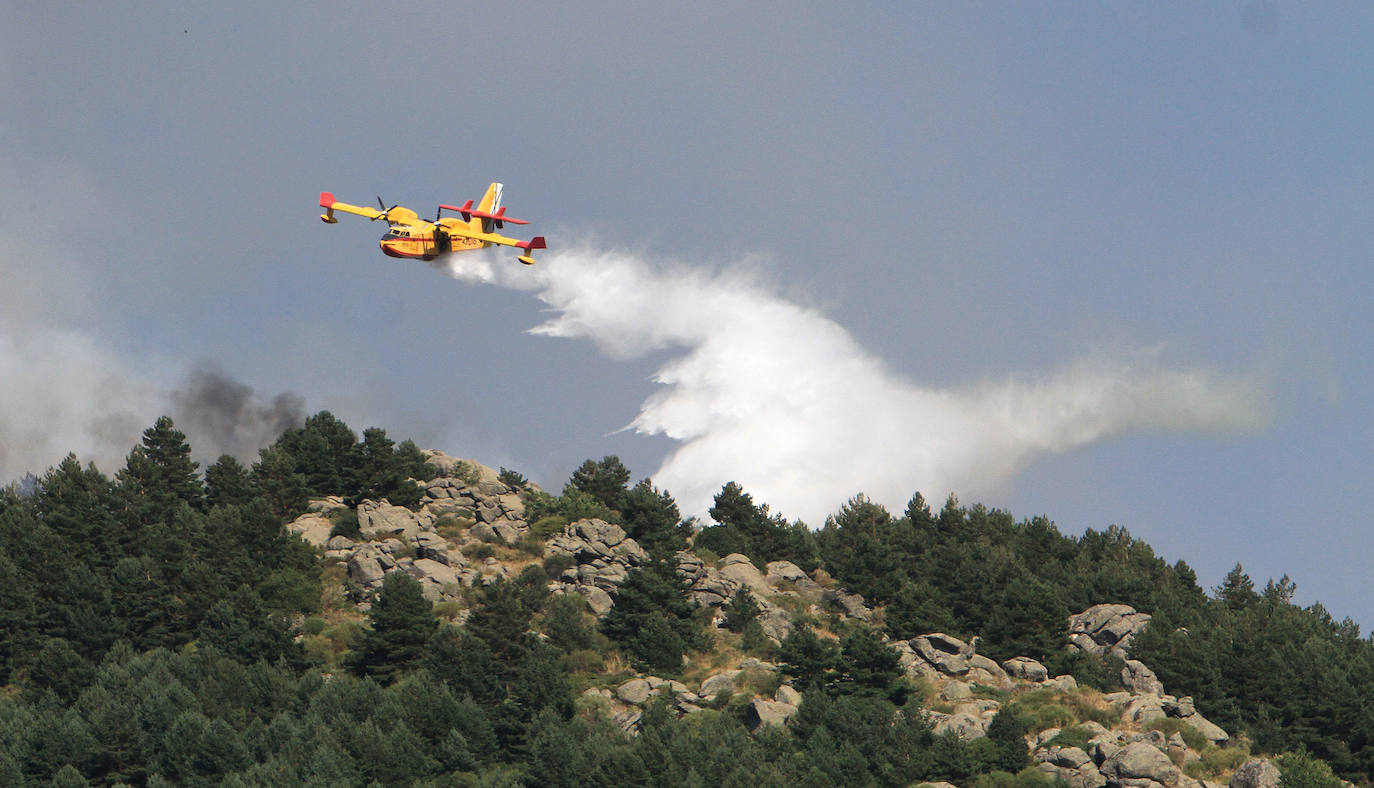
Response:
[434,246,1269,525]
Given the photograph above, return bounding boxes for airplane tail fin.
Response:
[471,182,504,233]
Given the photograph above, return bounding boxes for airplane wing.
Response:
[319,193,423,226]
[440,222,547,265]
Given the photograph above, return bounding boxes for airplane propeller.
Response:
[373,197,398,221]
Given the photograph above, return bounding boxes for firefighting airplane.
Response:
[319,182,546,264]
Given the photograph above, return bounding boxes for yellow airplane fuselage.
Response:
[378,222,485,261]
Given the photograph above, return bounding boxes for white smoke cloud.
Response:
[0,327,164,478]
[0,166,304,480]
[0,329,306,481]
[434,246,1269,524]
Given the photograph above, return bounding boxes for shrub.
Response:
[450,461,481,486]
[434,513,474,539]
[328,509,361,540]
[516,534,547,557]
[975,767,1063,788]
[529,515,567,541]
[320,621,364,655]
[1278,749,1342,788]
[1189,742,1250,778]
[1009,690,1076,732]
[560,649,605,676]
[432,600,464,620]
[1044,725,1093,751]
[463,543,495,561]
[1063,693,1122,728]
[498,467,528,489]
[302,616,327,636]
[542,553,577,580]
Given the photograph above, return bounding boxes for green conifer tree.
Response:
[348,572,437,684]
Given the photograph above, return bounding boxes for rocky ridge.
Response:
[288,453,1292,788]
[286,452,533,602]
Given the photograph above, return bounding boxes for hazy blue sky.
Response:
[4,3,1371,625]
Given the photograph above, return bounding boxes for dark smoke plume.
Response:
[168,363,306,464]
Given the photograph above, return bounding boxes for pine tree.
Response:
[203,454,255,509]
[116,416,203,526]
[567,456,631,513]
[619,479,688,559]
[778,625,841,693]
[250,444,308,521]
[348,572,437,684]
[601,560,704,673]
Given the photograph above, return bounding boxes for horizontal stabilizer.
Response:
[439,200,475,219]
[439,205,524,226]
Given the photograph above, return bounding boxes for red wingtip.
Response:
[319,191,336,208]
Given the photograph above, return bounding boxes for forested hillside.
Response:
[0,414,1365,787]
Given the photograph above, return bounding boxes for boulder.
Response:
[912,633,971,676]
[475,500,502,524]
[1228,760,1279,788]
[774,684,802,706]
[1036,746,1107,788]
[699,671,740,699]
[1004,656,1049,682]
[931,711,986,740]
[616,678,652,706]
[492,521,522,545]
[306,496,348,514]
[1183,713,1230,747]
[575,585,614,616]
[413,532,462,566]
[685,568,741,607]
[1068,604,1152,657]
[1041,674,1079,693]
[423,451,501,485]
[718,554,772,595]
[409,558,460,588]
[757,608,794,642]
[469,522,499,543]
[940,681,974,701]
[1123,694,1168,724]
[347,553,386,587]
[675,551,706,581]
[746,698,799,730]
[765,560,808,583]
[1123,659,1165,695]
[821,588,873,621]
[286,514,335,548]
[358,501,423,540]
[1045,746,1094,770]
[613,710,642,733]
[497,492,525,518]
[967,653,1011,686]
[1100,742,1181,788]
[546,519,648,565]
